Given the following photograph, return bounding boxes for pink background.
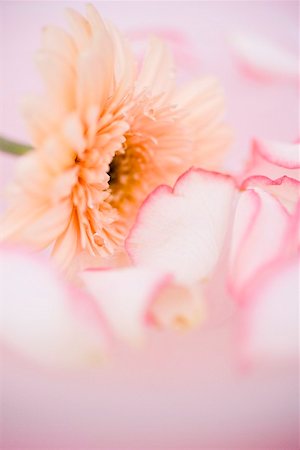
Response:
[0,1,299,448]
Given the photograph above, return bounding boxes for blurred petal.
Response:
[245,139,300,180]
[65,7,91,51]
[35,50,76,111]
[51,209,80,272]
[1,199,73,250]
[81,267,171,342]
[252,139,300,169]
[136,37,175,96]
[289,200,300,248]
[127,168,237,284]
[230,32,299,82]
[76,40,114,117]
[173,77,232,169]
[21,94,66,147]
[151,282,205,330]
[41,25,78,68]
[240,254,299,365]
[173,77,222,111]
[0,247,107,368]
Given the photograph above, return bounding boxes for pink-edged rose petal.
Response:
[229,188,290,297]
[241,175,300,213]
[240,254,299,365]
[127,168,237,285]
[81,267,171,342]
[0,246,107,367]
[289,200,300,248]
[230,32,299,82]
[245,139,300,181]
[253,139,300,170]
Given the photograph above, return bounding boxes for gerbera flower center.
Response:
[108,140,149,211]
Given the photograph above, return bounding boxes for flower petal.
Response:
[252,139,300,170]
[0,197,73,251]
[230,32,299,82]
[172,77,232,169]
[51,209,80,272]
[245,139,300,181]
[229,188,290,297]
[127,168,237,284]
[151,282,205,330]
[35,50,76,111]
[241,175,300,214]
[136,37,175,97]
[41,25,78,68]
[65,7,92,51]
[240,254,299,365]
[76,8,114,117]
[0,247,107,367]
[81,267,171,342]
[21,94,66,147]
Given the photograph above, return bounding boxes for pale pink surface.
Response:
[0,1,299,449]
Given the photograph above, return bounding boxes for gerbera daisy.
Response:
[0,4,231,269]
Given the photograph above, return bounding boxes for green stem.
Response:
[0,136,32,156]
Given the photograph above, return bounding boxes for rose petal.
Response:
[240,254,299,365]
[127,168,237,284]
[151,282,205,330]
[289,200,300,248]
[229,188,290,297]
[230,32,299,82]
[81,267,171,342]
[0,246,107,367]
[253,139,300,170]
[245,139,300,181]
[241,175,300,213]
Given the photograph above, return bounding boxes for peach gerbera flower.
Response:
[0,4,231,269]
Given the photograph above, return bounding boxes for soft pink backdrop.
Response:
[0,1,299,448]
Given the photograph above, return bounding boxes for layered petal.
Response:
[35,49,76,111]
[76,6,115,118]
[136,37,175,97]
[41,25,78,68]
[228,188,290,297]
[241,175,300,213]
[0,199,73,250]
[127,168,237,284]
[173,77,232,169]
